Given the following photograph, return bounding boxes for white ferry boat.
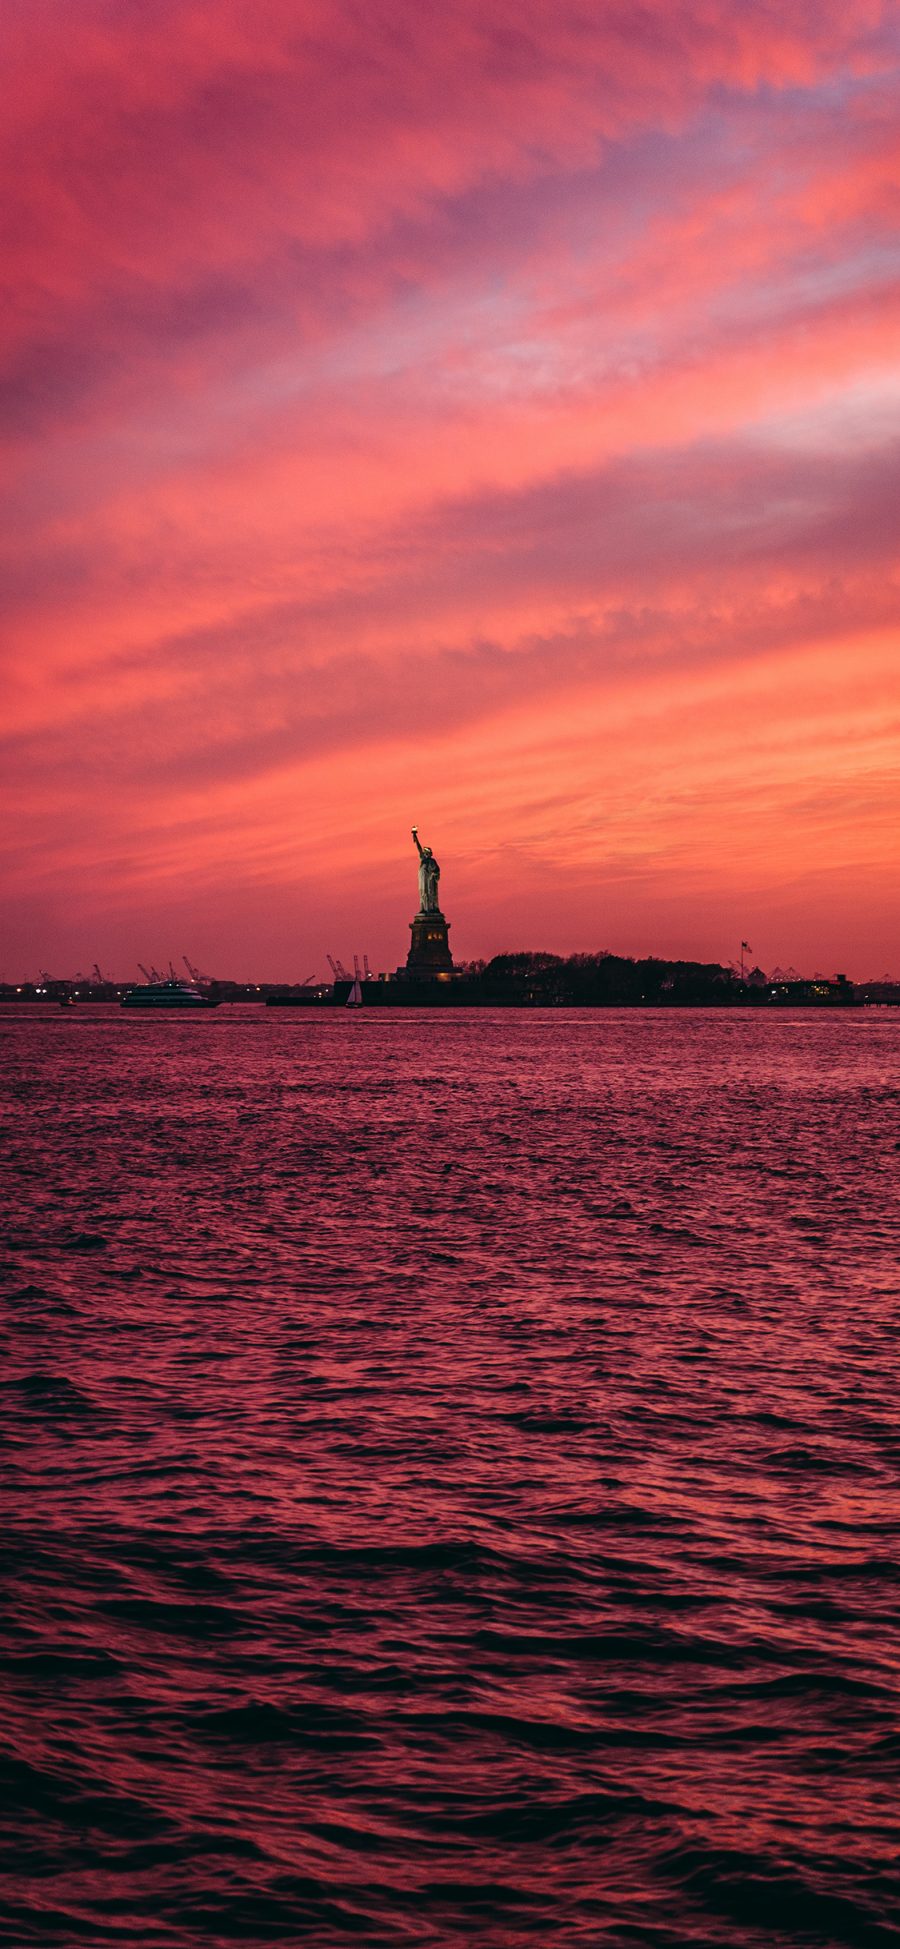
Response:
[121,978,219,1010]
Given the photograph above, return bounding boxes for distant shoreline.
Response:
[3,949,897,1010]
[3,995,897,1013]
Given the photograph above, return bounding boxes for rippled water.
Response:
[1,1007,898,1947]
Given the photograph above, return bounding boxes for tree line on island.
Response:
[450,952,852,1006]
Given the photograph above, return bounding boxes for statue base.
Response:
[406,909,453,976]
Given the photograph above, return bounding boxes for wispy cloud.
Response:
[1,0,898,974]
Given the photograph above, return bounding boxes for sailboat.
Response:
[346,976,363,1008]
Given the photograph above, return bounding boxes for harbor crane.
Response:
[327,954,350,981]
[363,954,372,980]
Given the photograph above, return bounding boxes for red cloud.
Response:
[1,1,898,975]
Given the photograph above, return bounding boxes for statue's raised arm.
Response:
[412,827,425,861]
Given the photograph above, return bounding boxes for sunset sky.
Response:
[2,0,898,980]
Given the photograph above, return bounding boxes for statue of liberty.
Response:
[412,828,441,913]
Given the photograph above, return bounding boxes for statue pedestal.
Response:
[406,909,453,976]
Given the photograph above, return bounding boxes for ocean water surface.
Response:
[1,1007,898,1947]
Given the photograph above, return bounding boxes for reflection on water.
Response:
[1,1008,898,1946]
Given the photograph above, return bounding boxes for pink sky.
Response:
[2,0,898,980]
